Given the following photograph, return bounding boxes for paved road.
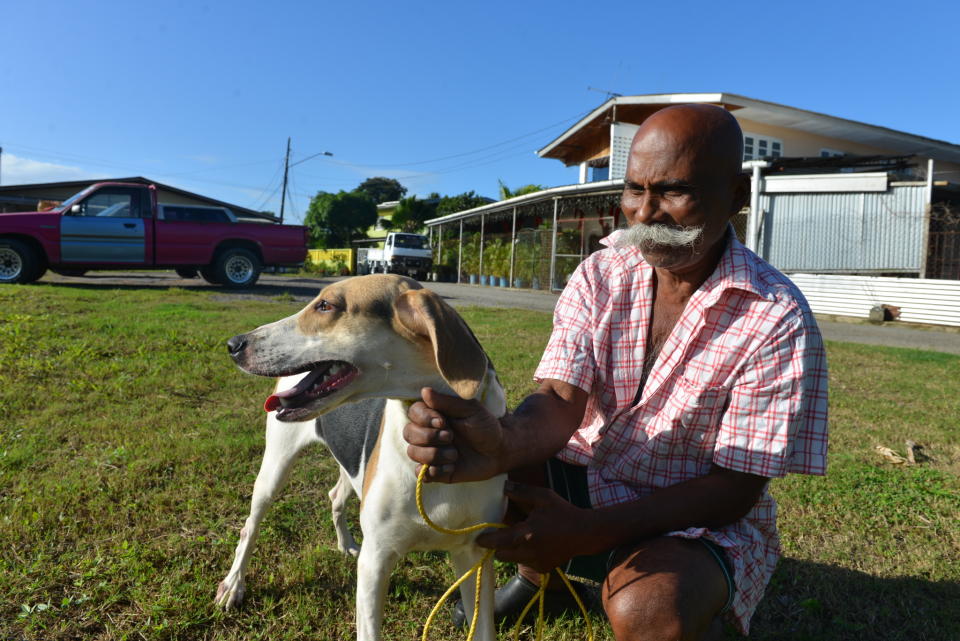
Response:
[36,270,960,355]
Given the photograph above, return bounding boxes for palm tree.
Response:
[497,180,545,201]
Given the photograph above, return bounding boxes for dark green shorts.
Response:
[545,459,735,614]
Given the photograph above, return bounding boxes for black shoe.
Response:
[451,573,599,629]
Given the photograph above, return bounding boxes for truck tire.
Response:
[0,239,44,284]
[51,267,87,277]
[213,248,261,288]
[199,266,221,284]
[175,267,198,279]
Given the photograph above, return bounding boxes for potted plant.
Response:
[461,234,480,284]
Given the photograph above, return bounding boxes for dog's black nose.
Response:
[227,334,247,356]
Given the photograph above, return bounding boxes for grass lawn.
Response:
[1,283,958,640]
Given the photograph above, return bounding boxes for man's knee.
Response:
[601,538,729,641]
[604,575,684,641]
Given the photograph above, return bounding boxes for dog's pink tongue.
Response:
[264,394,282,412]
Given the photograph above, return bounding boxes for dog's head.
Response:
[227,274,492,422]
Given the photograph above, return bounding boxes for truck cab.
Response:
[357,232,432,279]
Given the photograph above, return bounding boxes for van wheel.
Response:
[214,248,261,288]
[0,239,44,284]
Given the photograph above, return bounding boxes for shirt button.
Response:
[683,412,694,424]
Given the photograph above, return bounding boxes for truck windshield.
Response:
[55,186,97,212]
[394,235,429,249]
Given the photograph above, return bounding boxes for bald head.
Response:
[619,103,750,276]
[631,104,744,180]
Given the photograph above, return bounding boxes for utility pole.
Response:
[279,137,291,224]
[0,146,4,186]
[276,139,332,225]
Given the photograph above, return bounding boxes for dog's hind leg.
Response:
[216,417,319,609]
[450,546,496,641]
[329,466,360,557]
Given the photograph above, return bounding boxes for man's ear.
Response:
[728,172,751,220]
[394,289,489,400]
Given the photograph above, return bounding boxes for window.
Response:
[81,191,137,218]
[820,148,845,158]
[160,205,231,223]
[591,166,609,182]
[393,234,428,249]
[743,133,783,161]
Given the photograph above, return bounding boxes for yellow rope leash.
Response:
[415,466,594,641]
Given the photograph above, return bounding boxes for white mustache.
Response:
[614,222,705,250]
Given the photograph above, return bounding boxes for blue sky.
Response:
[1,0,957,224]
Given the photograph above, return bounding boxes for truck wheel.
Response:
[0,239,44,284]
[214,248,261,288]
[175,267,198,279]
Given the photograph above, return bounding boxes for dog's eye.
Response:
[315,300,337,313]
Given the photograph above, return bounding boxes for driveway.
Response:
[37,270,960,355]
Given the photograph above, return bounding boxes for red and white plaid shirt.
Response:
[534,228,828,633]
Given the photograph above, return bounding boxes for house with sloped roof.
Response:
[537,92,960,186]
[0,176,276,223]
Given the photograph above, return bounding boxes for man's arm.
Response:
[403,378,588,483]
[476,464,768,572]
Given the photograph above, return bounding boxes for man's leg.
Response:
[602,537,729,641]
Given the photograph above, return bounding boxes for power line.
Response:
[349,109,591,168]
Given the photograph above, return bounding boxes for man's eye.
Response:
[315,300,336,312]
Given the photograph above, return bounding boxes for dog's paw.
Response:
[339,541,360,558]
[215,577,245,610]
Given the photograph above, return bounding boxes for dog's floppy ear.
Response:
[394,289,488,400]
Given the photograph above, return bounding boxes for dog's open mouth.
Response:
[264,361,359,421]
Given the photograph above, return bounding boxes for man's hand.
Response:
[404,387,505,483]
[475,481,591,573]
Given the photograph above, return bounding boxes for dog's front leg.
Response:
[216,417,318,609]
[450,545,496,641]
[355,539,399,641]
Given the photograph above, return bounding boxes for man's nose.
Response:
[227,334,247,357]
[634,192,663,224]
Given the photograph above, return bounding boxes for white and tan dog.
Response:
[217,274,506,641]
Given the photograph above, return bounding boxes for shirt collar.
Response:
[599,225,770,300]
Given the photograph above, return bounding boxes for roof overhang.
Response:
[538,92,960,166]
[424,179,624,227]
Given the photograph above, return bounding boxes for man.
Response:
[404,104,828,640]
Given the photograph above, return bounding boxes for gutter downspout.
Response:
[744,160,769,253]
[920,158,935,279]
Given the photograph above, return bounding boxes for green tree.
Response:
[498,180,545,200]
[391,196,438,232]
[304,190,377,248]
[434,191,492,218]
[356,177,407,204]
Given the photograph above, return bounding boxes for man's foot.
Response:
[451,574,600,629]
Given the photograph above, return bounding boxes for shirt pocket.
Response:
[651,376,729,460]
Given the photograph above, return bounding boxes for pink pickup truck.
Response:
[0,181,308,287]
